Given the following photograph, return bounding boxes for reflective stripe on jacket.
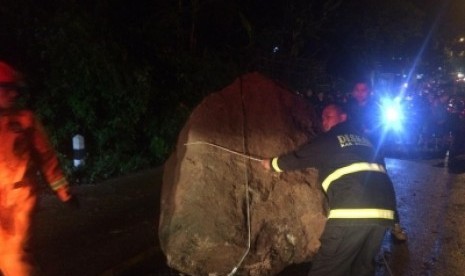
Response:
[328,208,394,219]
[269,122,397,222]
[321,162,386,192]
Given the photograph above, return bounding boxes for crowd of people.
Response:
[263,74,464,275]
[264,74,460,274]
[304,79,465,155]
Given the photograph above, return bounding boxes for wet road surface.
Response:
[279,157,455,276]
[29,157,458,275]
[378,158,452,276]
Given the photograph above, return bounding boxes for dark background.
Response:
[1,0,464,182]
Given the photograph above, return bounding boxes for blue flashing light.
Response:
[385,106,400,122]
[380,97,404,131]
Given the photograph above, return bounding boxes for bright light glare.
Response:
[381,98,404,131]
[458,72,464,79]
[385,106,400,122]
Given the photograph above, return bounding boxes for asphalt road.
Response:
[379,157,452,275]
[279,156,456,276]
[28,156,463,275]
[29,167,165,276]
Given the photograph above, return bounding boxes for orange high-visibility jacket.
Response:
[0,109,68,191]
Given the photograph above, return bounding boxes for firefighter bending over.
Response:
[262,104,397,276]
[0,61,77,276]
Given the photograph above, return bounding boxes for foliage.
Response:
[0,0,240,183]
[0,0,451,183]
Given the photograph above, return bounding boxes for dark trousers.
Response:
[308,223,387,276]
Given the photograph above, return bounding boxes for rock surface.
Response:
[159,72,327,275]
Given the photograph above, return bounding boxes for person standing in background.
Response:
[345,80,407,242]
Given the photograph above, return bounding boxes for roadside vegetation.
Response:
[1,0,460,183]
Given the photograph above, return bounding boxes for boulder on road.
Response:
[159,72,327,275]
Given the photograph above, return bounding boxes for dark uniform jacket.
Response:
[271,121,396,226]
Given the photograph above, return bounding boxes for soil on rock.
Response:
[159,72,326,275]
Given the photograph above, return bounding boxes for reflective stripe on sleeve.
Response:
[322,162,386,192]
[328,208,395,219]
[271,157,283,172]
[50,178,69,191]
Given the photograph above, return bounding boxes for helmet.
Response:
[0,61,19,87]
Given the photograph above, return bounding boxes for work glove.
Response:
[56,186,80,209]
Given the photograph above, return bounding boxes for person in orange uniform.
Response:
[0,60,76,276]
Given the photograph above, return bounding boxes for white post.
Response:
[72,134,85,167]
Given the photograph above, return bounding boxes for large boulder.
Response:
[159,72,327,275]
